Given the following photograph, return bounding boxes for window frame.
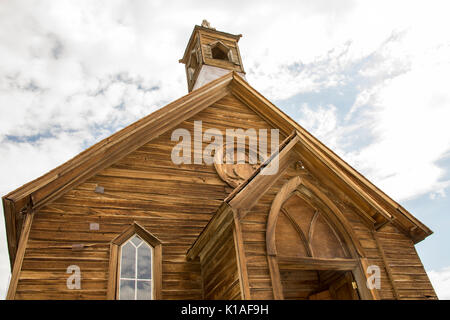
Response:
[118,235,154,300]
[107,222,162,300]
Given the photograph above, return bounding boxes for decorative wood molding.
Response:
[266,176,302,256]
[107,222,162,300]
[227,135,299,215]
[214,142,261,188]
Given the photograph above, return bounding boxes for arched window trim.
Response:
[266,176,364,257]
[266,176,378,300]
[291,190,351,258]
[107,222,162,300]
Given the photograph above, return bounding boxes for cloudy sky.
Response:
[1,0,449,299]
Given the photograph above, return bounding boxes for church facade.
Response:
[3,22,437,300]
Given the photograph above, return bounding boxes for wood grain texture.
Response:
[239,157,434,299]
[4,71,433,279]
[6,211,34,300]
[199,226,241,300]
[375,224,437,299]
[3,67,435,301]
[12,94,275,300]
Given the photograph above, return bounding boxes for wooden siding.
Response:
[239,160,436,299]
[375,224,437,299]
[8,89,435,300]
[200,227,241,300]
[13,94,277,299]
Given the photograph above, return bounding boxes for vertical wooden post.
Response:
[106,243,119,300]
[373,232,400,299]
[232,211,251,300]
[6,211,34,300]
[267,255,284,300]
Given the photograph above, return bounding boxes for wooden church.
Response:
[3,21,437,300]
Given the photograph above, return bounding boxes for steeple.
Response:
[179,20,245,92]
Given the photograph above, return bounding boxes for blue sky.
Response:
[0,0,449,299]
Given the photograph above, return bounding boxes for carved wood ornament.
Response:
[214,143,265,188]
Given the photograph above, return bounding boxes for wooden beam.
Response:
[106,243,119,300]
[6,210,34,300]
[232,210,251,300]
[187,203,233,260]
[228,135,299,214]
[373,232,400,299]
[2,198,17,269]
[277,256,358,271]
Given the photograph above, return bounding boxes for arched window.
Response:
[265,176,377,300]
[107,222,162,300]
[118,234,153,300]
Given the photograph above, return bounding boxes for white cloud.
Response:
[297,103,344,154]
[0,0,449,299]
[428,267,450,299]
[346,50,450,201]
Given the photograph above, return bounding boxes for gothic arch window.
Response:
[274,192,350,259]
[107,222,162,300]
[118,234,153,300]
[266,176,377,300]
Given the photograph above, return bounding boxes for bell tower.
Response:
[179,20,246,92]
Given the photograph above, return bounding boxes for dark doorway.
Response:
[280,269,360,300]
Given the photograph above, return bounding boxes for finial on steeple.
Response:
[201,19,215,30]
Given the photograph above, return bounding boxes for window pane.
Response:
[137,244,152,279]
[131,235,142,246]
[136,281,152,300]
[120,242,136,279]
[119,279,135,300]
